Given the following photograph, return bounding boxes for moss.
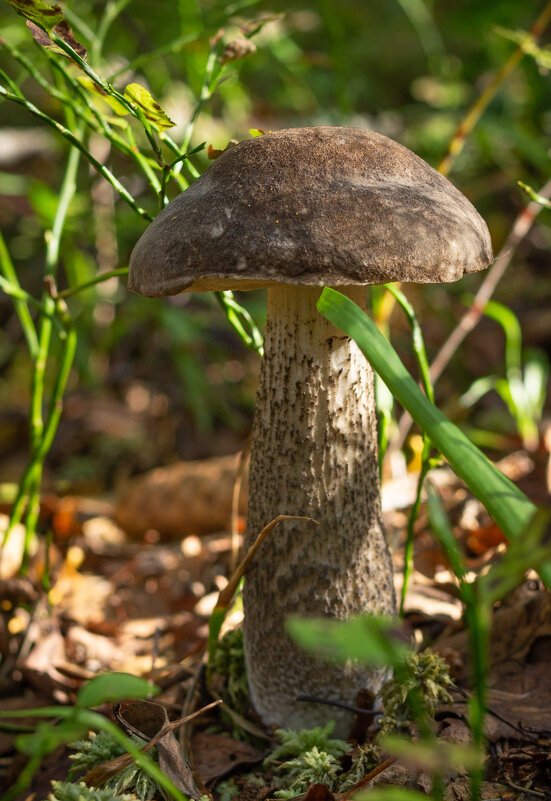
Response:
[46,781,138,801]
[68,730,159,801]
[378,649,454,738]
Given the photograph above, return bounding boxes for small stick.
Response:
[340,757,396,800]
[503,773,545,798]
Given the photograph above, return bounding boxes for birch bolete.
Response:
[129,127,493,734]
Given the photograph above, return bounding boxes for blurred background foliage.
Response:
[0,0,550,498]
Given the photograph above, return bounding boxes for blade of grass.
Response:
[383,283,435,615]
[426,484,487,800]
[316,288,547,583]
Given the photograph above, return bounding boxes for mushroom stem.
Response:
[243,284,396,734]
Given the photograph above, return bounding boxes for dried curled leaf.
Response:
[220,37,257,64]
[5,0,63,30]
[27,18,87,59]
[123,83,175,132]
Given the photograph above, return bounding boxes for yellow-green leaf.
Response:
[123,83,175,131]
[78,76,129,117]
[5,0,63,30]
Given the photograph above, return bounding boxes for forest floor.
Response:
[1,432,551,800]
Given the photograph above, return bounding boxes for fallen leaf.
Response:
[192,731,266,783]
[465,523,507,556]
[304,784,335,801]
[86,700,210,799]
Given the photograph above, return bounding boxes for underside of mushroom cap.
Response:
[128,126,493,297]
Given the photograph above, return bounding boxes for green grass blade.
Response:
[287,614,410,667]
[317,288,549,585]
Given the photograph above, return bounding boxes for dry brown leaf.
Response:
[465,523,507,556]
[19,618,76,700]
[192,731,266,783]
[26,18,87,59]
[86,700,219,797]
[304,784,335,801]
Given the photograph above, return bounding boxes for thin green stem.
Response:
[4,313,77,554]
[400,454,431,617]
[108,30,202,79]
[3,121,82,564]
[0,65,24,97]
[21,319,77,573]
[159,141,206,206]
[384,283,433,402]
[465,594,490,801]
[0,86,153,221]
[215,291,264,356]
[172,46,224,179]
[427,485,487,798]
[59,267,129,298]
[94,0,135,62]
[1,39,163,190]
[0,234,38,357]
[385,284,436,614]
[126,126,164,194]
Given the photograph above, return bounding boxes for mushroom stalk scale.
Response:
[128,126,493,734]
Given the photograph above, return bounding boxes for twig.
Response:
[179,657,212,799]
[504,773,545,798]
[394,177,551,449]
[340,757,396,800]
[58,267,129,298]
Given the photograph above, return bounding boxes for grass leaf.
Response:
[76,673,158,708]
[287,614,409,667]
[316,288,550,587]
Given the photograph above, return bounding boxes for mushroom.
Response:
[129,126,492,734]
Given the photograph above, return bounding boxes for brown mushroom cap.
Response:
[128,126,493,297]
